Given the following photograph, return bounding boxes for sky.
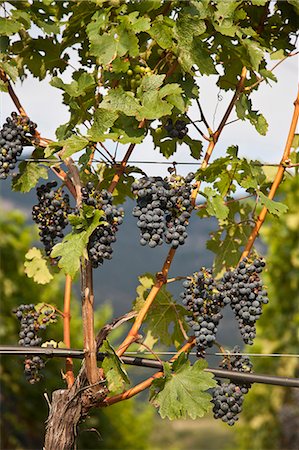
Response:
[0,49,298,180]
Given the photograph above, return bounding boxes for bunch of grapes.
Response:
[81,182,124,268]
[164,173,194,248]
[164,118,188,139]
[180,269,225,355]
[131,176,168,248]
[32,181,71,256]
[13,304,56,383]
[212,347,252,426]
[220,258,269,344]
[131,173,195,249]
[0,112,37,179]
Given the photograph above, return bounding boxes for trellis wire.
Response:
[20,158,298,167]
[1,346,299,387]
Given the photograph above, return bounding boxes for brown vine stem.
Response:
[241,86,299,259]
[0,69,26,116]
[106,119,144,193]
[116,67,248,358]
[63,274,75,388]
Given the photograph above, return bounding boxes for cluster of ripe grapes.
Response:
[32,181,71,256]
[180,269,225,355]
[220,258,269,344]
[0,112,37,179]
[13,304,56,383]
[81,182,124,268]
[180,257,268,354]
[212,347,252,426]
[164,118,188,139]
[131,173,194,249]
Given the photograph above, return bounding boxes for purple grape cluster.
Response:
[180,269,224,355]
[32,181,71,256]
[221,258,268,344]
[131,173,194,249]
[212,347,252,426]
[81,182,124,268]
[0,112,37,179]
[164,118,188,139]
[13,304,56,383]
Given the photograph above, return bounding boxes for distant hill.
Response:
[0,177,242,349]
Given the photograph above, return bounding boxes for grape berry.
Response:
[0,112,37,179]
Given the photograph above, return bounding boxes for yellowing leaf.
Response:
[24,247,53,285]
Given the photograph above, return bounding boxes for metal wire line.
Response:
[19,158,297,167]
[1,346,299,387]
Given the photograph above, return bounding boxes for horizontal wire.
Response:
[1,346,298,387]
[125,351,299,358]
[19,158,296,168]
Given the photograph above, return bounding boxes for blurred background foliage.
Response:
[0,173,298,449]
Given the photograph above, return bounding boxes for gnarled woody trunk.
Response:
[44,365,107,450]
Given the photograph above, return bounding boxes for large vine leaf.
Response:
[150,355,216,420]
[134,274,188,348]
[12,162,48,192]
[24,247,53,285]
[51,209,105,278]
[101,340,130,394]
[258,192,288,217]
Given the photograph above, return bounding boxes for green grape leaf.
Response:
[58,135,89,159]
[24,247,53,285]
[150,355,216,420]
[87,108,119,141]
[12,162,48,192]
[51,210,104,278]
[202,187,229,220]
[184,136,203,160]
[89,32,118,64]
[207,202,253,274]
[137,90,173,120]
[149,16,173,49]
[101,340,130,394]
[89,26,139,64]
[291,134,299,150]
[247,111,268,135]
[100,87,140,116]
[242,39,264,71]
[0,18,24,36]
[50,73,95,97]
[134,274,188,348]
[139,74,165,92]
[258,192,288,217]
[0,79,8,92]
[0,61,18,82]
